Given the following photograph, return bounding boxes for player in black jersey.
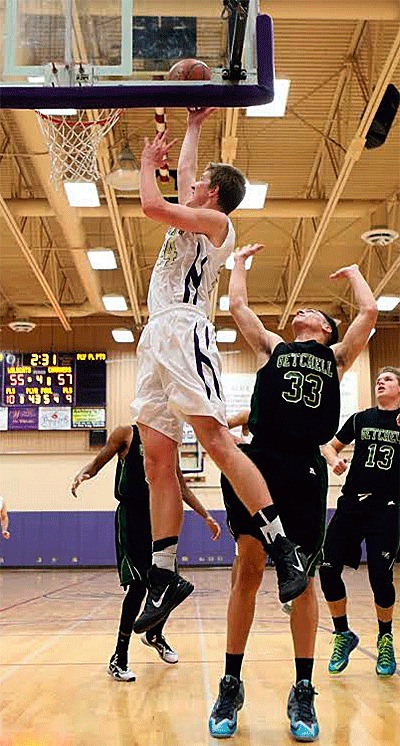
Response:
[71,424,220,682]
[209,244,377,741]
[320,367,400,678]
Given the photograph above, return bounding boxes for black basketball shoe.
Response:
[133,565,194,634]
[268,535,309,604]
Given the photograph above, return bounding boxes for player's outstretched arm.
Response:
[229,244,283,359]
[1,500,10,539]
[177,467,221,540]
[321,438,349,476]
[178,108,218,205]
[140,130,226,239]
[71,426,130,497]
[330,264,377,376]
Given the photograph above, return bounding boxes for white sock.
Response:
[152,543,177,571]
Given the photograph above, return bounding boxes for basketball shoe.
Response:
[328,630,359,674]
[133,565,194,634]
[287,680,319,742]
[140,631,178,664]
[107,653,136,682]
[268,535,309,604]
[209,675,245,738]
[376,633,396,677]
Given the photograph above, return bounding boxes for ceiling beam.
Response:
[0,191,71,331]
[6,198,386,219]
[373,255,400,297]
[278,26,400,329]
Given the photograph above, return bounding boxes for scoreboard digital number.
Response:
[0,352,107,431]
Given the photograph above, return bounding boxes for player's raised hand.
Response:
[2,530,10,539]
[329,264,359,281]
[205,514,221,541]
[141,130,178,168]
[187,107,219,124]
[234,243,265,262]
[71,471,91,497]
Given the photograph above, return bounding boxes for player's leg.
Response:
[141,619,178,664]
[187,414,309,604]
[133,424,193,634]
[365,502,398,676]
[319,499,361,674]
[209,535,265,737]
[108,581,146,682]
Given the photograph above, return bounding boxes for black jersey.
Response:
[337,407,400,500]
[249,340,340,451]
[114,425,150,513]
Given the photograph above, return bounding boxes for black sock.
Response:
[378,619,392,637]
[295,657,314,684]
[148,620,166,641]
[225,652,244,682]
[115,631,130,667]
[252,506,285,549]
[332,614,349,633]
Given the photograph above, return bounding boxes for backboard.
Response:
[0,0,275,108]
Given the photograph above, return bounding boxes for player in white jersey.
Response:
[132,108,309,634]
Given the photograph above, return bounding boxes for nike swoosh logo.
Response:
[152,586,169,608]
[292,549,304,573]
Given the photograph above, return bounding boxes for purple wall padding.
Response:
[0,508,371,569]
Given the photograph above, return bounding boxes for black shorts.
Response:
[323,493,400,573]
[222,445,328,576]
[115,502,152,587]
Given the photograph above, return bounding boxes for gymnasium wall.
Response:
[0,328,390,568]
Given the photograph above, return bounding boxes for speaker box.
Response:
[89,428,107,447]
[365,84,399,149]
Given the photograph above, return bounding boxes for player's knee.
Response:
[235,555,264,593]
[369,571,395,608]
[319,562,346,602]
[143,451,176,484]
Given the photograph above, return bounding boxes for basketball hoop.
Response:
[36,108,123,185]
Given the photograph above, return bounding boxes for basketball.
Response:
[168,58,211,81]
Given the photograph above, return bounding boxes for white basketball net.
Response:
[36,109,123,185]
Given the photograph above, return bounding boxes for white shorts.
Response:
[131,306,227,443]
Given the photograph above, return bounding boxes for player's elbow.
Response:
[229,295,246,315]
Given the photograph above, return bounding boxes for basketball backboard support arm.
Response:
[223,0,251,81]
[0,6,274,109]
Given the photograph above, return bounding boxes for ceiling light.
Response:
[112,328,134,343]
[87,249,117,270]
[105,147,140,191]
[64,182,100,207]
[219,295,230,311]
[237,183,268,209]
[246,79,290,117]
[225,253,253,271]
[216,329,237,343]
[102,295,128,312]
[376,296,400,311]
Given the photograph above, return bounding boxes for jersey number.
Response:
[282,371,323,409]
[365,443,394,470]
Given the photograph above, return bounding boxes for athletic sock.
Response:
[115,631,130,668]
[225,652,244,682]
[252,505,286,546]
[295,657,314,684]
[378,619,392,637]
[332,614,349,633]
[152,536,178,571]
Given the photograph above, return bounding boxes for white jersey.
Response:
[147,218,235,317]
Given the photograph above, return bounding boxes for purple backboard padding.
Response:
[0,509,371,569]
[0,16,274,109]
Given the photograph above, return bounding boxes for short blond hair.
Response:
[377,366,400,384]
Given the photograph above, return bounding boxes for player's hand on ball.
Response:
[187,107,218,123]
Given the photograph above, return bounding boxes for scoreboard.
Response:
[0,351,106,431]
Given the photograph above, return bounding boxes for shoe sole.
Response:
[107,668,136,682]
[376,667,396,677]
[140,634,178,664]
[133,581,194,634]
[328,636,359,674]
